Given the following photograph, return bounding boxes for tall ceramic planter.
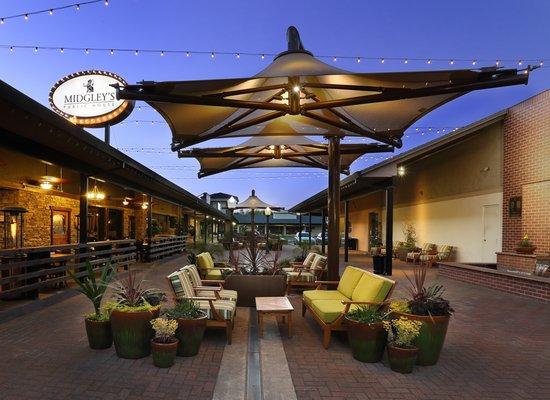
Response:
[110,308,159,359]
[151,339,179,368]
[345,318,387,363]
[175,312,208,357]
[395,312,450,366]
[387,343,418,374]
[84,318,112,349]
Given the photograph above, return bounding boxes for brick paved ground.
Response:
[281,251,550,400]
[0,257,225,400]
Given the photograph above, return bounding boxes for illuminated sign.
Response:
[49,70,134,127]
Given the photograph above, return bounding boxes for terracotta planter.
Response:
[345,318,387,363]
[110,308,159,359]
[395,312,450,366]
[84,318,112,350]
[224,274,286,307]
[515,246,536,255]
[387,343,418,374]
[151,339,179,368]
[175,312,208,357]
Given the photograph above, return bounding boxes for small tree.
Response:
[402,222,417,249]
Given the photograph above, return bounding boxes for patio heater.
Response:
[1,207,28,249]
[116,26,532,281]
[264,206,272,252]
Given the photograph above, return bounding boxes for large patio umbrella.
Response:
[179,135,392,177]
[116,26,532,280]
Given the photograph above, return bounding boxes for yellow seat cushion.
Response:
[303,290,349,306]
[351,272,395,303]
[310,299,360,324]
[337,266,365,298]
[205,269,223,279]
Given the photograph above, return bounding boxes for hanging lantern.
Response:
[1,207,28,249]
[87,184,105,200]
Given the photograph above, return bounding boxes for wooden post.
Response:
[385,185,394,276]
[344,200,349,262]
[321,208,326,254]
[298,213,303,244]
[79,174,88,243]
[193,211,197,245]
[147,195,153,244]
[266,213,270,253]
[327,136,341,281]
[308,212,312,248]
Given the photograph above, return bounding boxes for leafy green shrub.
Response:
[346,304,390,324]
[68,262,115,320]
[165,299,204,320]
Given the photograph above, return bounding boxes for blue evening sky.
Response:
[1,0,549,208]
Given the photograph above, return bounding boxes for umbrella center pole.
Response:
[327,135,341,281]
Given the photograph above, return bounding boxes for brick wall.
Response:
[502,90,550,258]
[439,263,549,302]
[496,252,536,274]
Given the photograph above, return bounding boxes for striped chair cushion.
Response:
[285,271,316,282]
[419,253,437,262]
[196,299,235,320]
[183,265,203,287]
[437,245,452,260]
[197,289,238,302]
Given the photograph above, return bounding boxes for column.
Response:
[327,136,341,281]
[321,208,326,254]
[79,174,89,243]
[385,185,394,276]
[344,200,349,262]
[308,212,312,248]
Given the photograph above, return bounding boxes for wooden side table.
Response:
[255,296,294,338]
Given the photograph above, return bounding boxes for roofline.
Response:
[289,108,508,213]
[0,80,231,221]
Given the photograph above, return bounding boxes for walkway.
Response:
[0,251,549,400]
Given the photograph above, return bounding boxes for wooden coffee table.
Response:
[255,296,294,338]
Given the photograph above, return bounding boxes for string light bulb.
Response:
[76,4,80,10]
[104,0,109,5]
[404,59,408,64]
[34,47,38,52]
[24,14,29,20]
[381,58,385,63]
[236,53,240,59]
[160,51,164,56]
[0,18,4,24]
[110,49,114,55]
[122,199,129,206]
[211,52,215,58]
[49,9,53,15]
[134,50,138,55]
[60,48,64,53]
[186,51,190,57]
[427,59,432,64]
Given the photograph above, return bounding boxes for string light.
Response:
[0,0,106,24]
[0,42,546,68]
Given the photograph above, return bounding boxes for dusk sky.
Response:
[1,0,548,208]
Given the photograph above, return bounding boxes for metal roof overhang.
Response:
[0,80,231,221]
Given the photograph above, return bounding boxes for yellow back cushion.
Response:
[337,266,365,299]
[351,272,395,303]
[196,252,214,271]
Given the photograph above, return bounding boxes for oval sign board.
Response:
[49,70,134,128]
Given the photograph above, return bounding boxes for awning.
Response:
[117,27,530,150]
[179,136,392,177]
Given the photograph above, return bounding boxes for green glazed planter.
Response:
[345,317,387,363]
[396,312,450,366]
[110,308,159,359]
[387,343,418,374]
[175,312,207,357]
[84,318,112,350]
[151,339,178,368]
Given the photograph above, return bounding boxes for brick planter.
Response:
[439,262,549,302]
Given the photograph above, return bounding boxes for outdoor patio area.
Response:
[0,250,548,400]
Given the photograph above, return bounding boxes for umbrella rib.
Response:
[301,72,528,111]
[203,84,287,98]
[302,111,402,147]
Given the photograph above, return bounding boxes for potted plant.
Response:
[68,262,115,349]
[165,299,208,357]
[345,305,390,363]
[394,264,454,366]
[383,317,422,374]
[108,271,163,359]
[150,317,179,368]
[397,223,417,261]
[515,235,536,254]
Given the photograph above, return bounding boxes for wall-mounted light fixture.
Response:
[397,165,406,177]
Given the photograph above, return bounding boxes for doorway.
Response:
[108,209,123,240]
[51,208,71,245]
[482,204,501,263]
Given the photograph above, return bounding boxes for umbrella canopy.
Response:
[179,136,392,177]
[117,27,531,150]
[234,189,276,210]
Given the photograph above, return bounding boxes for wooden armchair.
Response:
[406,243,436,264]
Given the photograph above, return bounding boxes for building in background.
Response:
[200,192,239,214]
[291,90,549,273]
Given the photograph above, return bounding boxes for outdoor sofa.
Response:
[302,266,396,348]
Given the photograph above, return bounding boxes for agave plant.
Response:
[110,270,164,308]
[68,262,115,318]
[404,264,454,317]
